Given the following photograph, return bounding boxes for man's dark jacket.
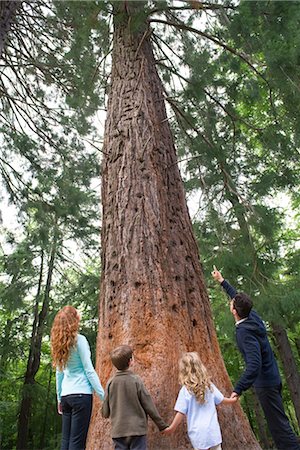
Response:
[221,279,281,395]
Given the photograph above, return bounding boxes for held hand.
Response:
[162,427,173,436]
[211,265,224,283]
[230,392,240,401]
[57,402,63,415]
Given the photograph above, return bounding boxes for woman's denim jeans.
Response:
[61,394,92,450]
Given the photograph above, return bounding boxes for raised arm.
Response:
[211,266,237,299]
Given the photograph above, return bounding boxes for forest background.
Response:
[0,0,299,449]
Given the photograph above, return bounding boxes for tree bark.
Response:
[87,4,260,449]
[0,1,22,58]
[272,322,300,428]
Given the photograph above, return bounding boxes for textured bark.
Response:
[0,1,21,58]
[87,5,260,450]
[272,322,300,428]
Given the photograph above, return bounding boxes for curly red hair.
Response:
[51,306,80,370]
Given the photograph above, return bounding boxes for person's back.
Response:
[58,334,104,398]
[174,383,224,450]
[163,352,237,450]
[234,309,281,393]
[102,345,167,450]
[51,306,104,450]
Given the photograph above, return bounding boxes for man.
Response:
[212,266,300,450]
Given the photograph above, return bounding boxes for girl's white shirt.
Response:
[174,383,224,450]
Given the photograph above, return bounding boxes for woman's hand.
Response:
[57,402,63,415]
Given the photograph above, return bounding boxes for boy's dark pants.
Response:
[112,435,147,450]
[61,393,92,450]
[255,384,300,450]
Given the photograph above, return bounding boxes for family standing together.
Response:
[50,268,300,450]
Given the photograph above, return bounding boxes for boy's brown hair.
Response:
[110,345,133,370]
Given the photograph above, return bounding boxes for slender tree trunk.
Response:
[294,337,300,358]
[0,318,13,372]
[87,4,260,450]
[16,252,44,450]
[39,366,52,450]
[16,235,57,450]
[251,390,272,449]
[295,337,300,360]
[243,393,255,431]
[0,1,22,58]
[272,322,300,428]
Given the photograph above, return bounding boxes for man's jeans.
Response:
[61,394,92,450]
[255,384,300,450]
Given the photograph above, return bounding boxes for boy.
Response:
[102,344,168,450]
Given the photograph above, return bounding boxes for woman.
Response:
[51,306,104,450]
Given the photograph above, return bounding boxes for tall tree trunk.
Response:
[16,234,57,450]
[0,1,22,58]
[272,322,300,428]
[87,4,260,450]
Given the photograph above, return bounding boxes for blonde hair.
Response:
[51,306,80,371]
[179,352,213,404]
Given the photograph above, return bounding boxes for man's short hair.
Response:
[110,345,133,370]
[233,292,253,319]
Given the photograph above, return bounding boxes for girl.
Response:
[51,306,104,450]
[163,352,237,450]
